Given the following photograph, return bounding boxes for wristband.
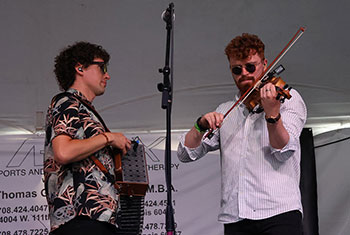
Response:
[101,132,111,146]
[194,116,208,133]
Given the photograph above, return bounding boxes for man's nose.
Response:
[105,72,111,80]
[241,66,250,75]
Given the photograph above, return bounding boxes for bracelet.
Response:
[101,132,111,146]
[194,116,208,133]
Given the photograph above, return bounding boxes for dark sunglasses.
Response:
[231,63,257,75]
[90,61,108,74]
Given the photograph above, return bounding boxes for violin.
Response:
[205,27,305,139]
[243,66,292,113]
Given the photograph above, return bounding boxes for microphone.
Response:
[161,4,175,22]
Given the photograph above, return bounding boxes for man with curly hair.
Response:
[177,33,306,234]
[44,41,131,234]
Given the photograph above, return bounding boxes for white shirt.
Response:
[177,89,307,223]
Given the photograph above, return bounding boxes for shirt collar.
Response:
[66,88,92,105]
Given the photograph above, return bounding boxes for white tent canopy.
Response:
[0,0,349,136]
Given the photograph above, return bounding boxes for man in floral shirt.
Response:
[44,41,131,234]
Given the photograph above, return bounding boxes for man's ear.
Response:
[75,63,83,74]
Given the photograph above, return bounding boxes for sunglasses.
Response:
[231,62,260,75]
[90,61,108,74]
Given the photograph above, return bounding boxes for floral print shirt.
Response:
[43,88,118,231]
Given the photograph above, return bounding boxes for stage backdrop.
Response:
[0,129,348,235]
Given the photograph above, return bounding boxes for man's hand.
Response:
[260,83,281,117]
[184,112,224,148]
[106,132,132,155]
[199,112,224,131]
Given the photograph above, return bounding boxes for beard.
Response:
[235,75,255,94]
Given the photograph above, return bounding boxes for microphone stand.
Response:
[157,2,176,235]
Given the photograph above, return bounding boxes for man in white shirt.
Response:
[177,33,306,235]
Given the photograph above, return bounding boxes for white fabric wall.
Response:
[314,128,350,235]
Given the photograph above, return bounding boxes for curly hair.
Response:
[224,33,265,61]
[54,41,110,91]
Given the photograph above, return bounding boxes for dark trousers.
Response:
[51,216,118,235]
[224,210,302,235]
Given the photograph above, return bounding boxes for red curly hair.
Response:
[225,33,265,61]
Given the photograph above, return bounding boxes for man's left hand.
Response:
[260,83,280,117]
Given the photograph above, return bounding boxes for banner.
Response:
[0,133,224,235]
[0,135,48,235]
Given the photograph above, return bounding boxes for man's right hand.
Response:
[184,112,224,148]
[105,132,131,155]
[198,112,224,131]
